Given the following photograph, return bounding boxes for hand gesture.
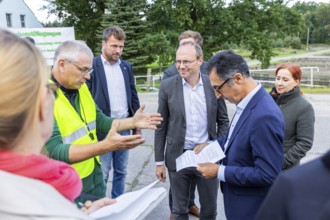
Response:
[105,120,145,151]
[133,104,162,130]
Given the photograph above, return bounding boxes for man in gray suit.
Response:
[163,30,223,219]
[155,42,229,220]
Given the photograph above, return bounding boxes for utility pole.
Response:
[306,26,310,51]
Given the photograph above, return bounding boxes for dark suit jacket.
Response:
[218,87,284,220]
[154,74,229,171]
[255,150,330,220]
[163,62,207,80]
[87,55,140,139]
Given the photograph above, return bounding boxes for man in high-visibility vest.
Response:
[45,40,162,204]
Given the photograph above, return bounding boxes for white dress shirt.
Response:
[182,76,208,150]
[101,55,129,119]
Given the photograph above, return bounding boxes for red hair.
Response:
[275,63,302,81]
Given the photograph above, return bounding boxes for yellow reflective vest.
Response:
[53,83,100,179]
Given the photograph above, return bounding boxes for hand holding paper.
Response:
[176,141,225,172]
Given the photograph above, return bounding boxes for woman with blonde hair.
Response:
[270,63,315,170]
[0,29,114,219]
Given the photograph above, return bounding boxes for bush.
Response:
[291,37,302,49]
[283,36,302,49]
[272,39,284,48]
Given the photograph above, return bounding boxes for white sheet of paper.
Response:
[176,141,225,171]
[89,180,161,219]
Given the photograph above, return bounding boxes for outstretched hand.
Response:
[81,198,116,214]
[133,104,162,130]
[105,120,145,151]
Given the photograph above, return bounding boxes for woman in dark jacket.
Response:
[270,63,315,170]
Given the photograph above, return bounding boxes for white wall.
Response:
[0,0,43,28]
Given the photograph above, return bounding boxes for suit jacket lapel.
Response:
[202,74,214,136]
[96,55,110,107]
[225,88,263,153]
[175,76,186,121]
[120,62,131,104]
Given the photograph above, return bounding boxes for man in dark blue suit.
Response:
[87,26,140,198]
[197,50,284,220]
[255,150,330,220]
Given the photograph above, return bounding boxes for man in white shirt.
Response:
[87,26,140,198]
[155,42,229,220]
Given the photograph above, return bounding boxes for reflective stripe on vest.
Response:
[62,121,96,144]
[53,83,100,179]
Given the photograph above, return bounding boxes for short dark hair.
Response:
[103,26,126,41]
[207,50,250,80]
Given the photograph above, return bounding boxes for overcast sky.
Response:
[24,0,330,23]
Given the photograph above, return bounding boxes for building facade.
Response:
[0,0,43,28]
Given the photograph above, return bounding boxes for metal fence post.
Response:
[311,68,314,88]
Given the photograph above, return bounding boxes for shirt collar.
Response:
[181,72,203,87]
[236,82,261,111]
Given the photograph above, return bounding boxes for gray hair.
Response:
[53,40,93,67]
[207,50,250,80]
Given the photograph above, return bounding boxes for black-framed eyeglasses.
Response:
[212,78,231,94]
[175,59,197,66]
[66,59,93,75]
[46,82,58,99]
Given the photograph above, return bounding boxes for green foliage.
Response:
[99,0,153,74]
[293,2,330,44]
[42,20,63,27]
[45,0,108,52]
[47,0,330,69]
[283,36,302,49]
[272,39,284,48]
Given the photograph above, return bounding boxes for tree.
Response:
[45,0,108,52]
[313,3,330,44]
[99,0,151,73]
[146,0,302,68]
[226,0,302,68]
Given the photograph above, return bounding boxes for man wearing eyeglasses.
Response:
[46,40,162,204]
[163,30,229,220]
[196,50,285,220]
[86,26,140,199]
[163,30,206,80]
[155,42,229,220]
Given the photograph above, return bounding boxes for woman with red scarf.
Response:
[0,29,115,219]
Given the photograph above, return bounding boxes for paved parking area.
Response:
[106,92,330,220]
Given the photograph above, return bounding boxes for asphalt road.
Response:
[106,92,330,220]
